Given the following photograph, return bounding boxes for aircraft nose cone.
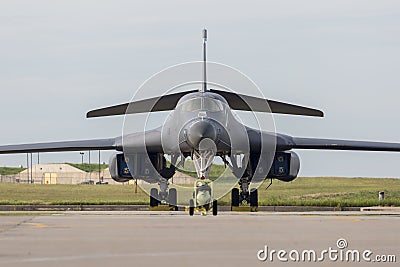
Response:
[187,120,217,148]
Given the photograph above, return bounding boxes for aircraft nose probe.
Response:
[186,119,218,148]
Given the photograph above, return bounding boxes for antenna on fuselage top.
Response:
[200,28,207,93]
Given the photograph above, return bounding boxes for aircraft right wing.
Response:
[0,138,118,154]
[0,128,165,155]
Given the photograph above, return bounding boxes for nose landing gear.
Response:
[189,198,218,216]
[187,145,218,216]
[188,179,218,216]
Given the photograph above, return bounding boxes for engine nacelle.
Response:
[267,151,300,182]
[109,153,132,183]
[109,153,175,183]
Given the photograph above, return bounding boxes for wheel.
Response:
[231,188,240,208]
[189,199,195,216]
[150,188,159,207]
[168,188,178,211]
[202,203,210,211]
[212,199,218,216]
[250,188,258,207]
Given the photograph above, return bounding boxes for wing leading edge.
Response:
[289,137,400,152]
[3,134,400,155]
[0,138,118,154]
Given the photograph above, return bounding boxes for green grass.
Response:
[0,167,26,175]
[0,177,399,207]
[67,163,108,172]
[218,177,400,207]
[0,184,148,205]
[177,163,226,180]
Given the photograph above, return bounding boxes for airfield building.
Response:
[1,163,196,185]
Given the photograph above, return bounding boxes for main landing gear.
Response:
[231,177,258,211]
[149,178,178,211]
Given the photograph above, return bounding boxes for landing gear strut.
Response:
[187,144,218,216]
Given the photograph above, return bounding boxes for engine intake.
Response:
[267,151,300,182]
[109,153,175,183]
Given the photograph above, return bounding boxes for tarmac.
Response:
[0,204,362,212]
[0,210,398,267]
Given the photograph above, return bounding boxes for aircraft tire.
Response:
[189,199,195,216]
[231,188,240,208]
[212,199,218,216]
[169,188,178,211]
[150,188,159,207]
[250,188,258,207]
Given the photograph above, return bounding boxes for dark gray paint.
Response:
[86,89,323,118]
[0,91,399,156]
[86,90,197,118]
[0,138,116,154]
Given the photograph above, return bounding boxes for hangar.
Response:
[1,163,196,185]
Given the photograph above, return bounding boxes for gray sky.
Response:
[0,0,400,177]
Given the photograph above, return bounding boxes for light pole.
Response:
[98,150,101,182]
[26,153,29,183]
[79,152,84,165]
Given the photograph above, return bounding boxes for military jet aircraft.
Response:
[1,29,400,216]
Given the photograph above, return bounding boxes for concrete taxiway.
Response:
[0,211,398,267]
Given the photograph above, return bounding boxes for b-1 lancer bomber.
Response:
[1,29,400,216]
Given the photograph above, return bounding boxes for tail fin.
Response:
[201,28,208,93]
[87,29,323,118]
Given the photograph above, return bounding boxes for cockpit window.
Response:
[181,98,202,112]
[180,97,224,112]
[204,98,223,112]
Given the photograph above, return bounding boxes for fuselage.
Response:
[160,91,246,155]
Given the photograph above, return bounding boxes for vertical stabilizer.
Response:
[201,28,208,93]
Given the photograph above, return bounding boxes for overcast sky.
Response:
[0,0,400,177]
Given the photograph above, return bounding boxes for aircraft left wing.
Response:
[0,138,118,154]
[286,136,400,152]
[250,131,400,152]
